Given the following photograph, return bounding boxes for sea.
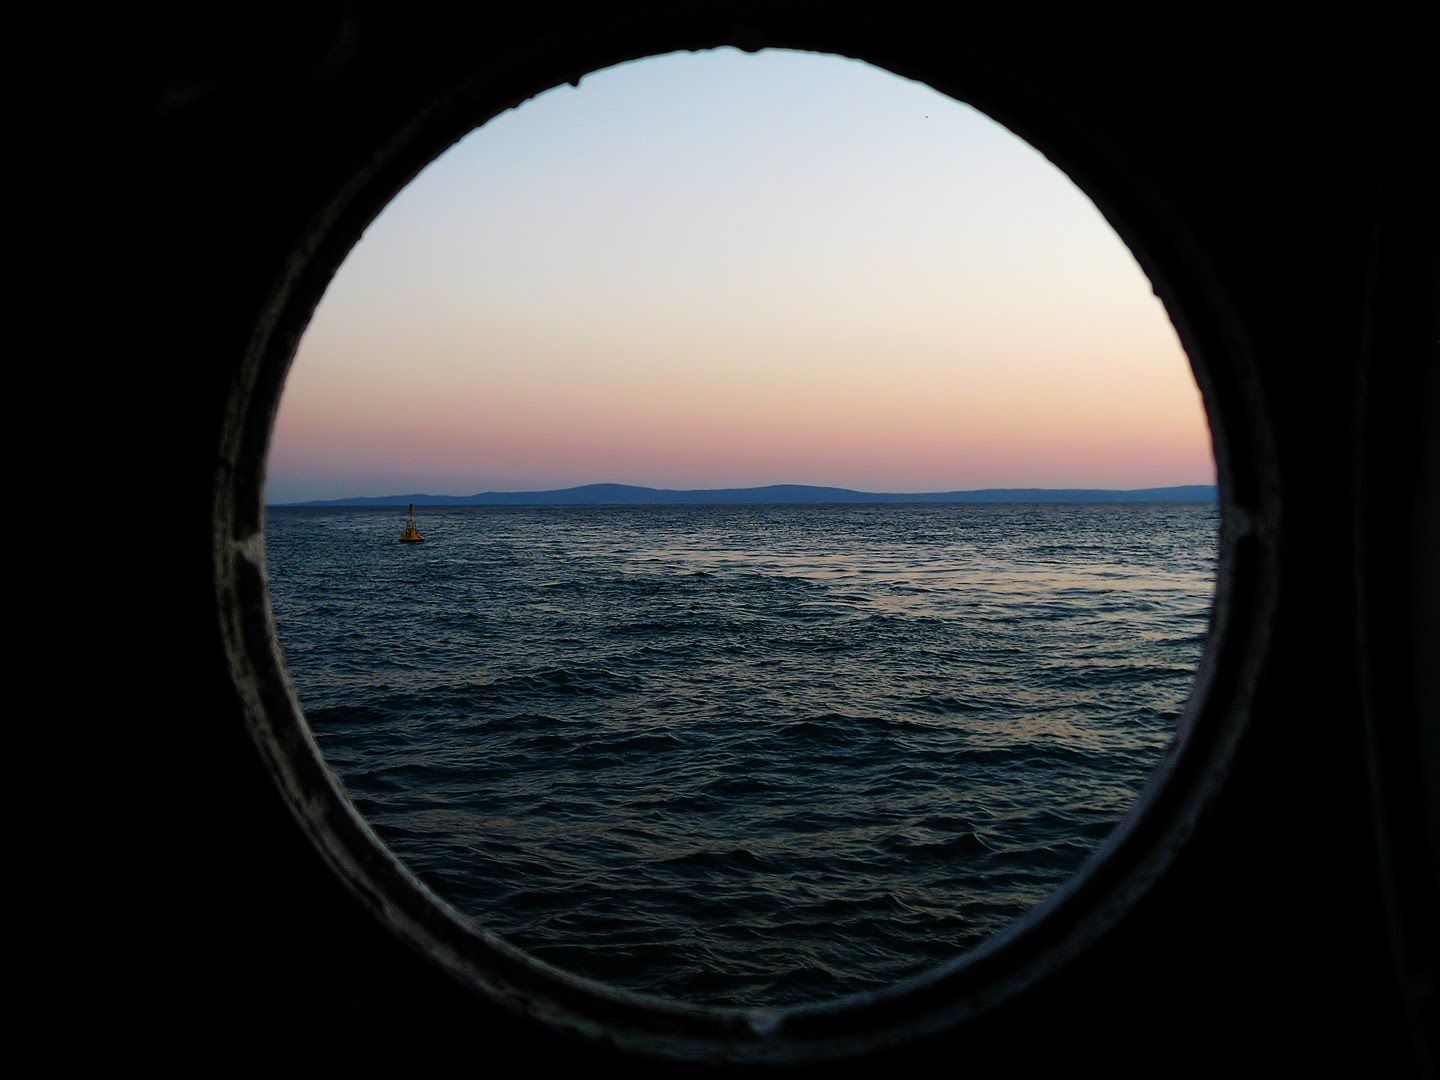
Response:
[265,502,1216,1007]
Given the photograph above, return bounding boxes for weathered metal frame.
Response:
[211,13,1281,1065]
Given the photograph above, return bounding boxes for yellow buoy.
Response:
[399,502,425,543]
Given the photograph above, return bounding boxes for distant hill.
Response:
[280,483,1218,507]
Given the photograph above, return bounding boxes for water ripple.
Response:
[267,502,1215,1006]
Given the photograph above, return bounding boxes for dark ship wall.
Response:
[118,4,1436,1072]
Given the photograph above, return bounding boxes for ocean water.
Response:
[266,503,1216,1007]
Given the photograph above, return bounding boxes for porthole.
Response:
[216,31,1277,1065]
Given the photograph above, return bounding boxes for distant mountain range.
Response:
[281,483,1217,507]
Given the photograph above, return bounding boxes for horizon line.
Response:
[273,481,1218,508]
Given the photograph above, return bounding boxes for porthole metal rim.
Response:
[213,24,1279,1066]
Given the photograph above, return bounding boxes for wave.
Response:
[268,501,1215,1007]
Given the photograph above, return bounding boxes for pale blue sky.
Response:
[269,48,1211,502]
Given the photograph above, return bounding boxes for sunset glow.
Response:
[268,48,1214,503]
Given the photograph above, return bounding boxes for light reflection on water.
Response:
[267,502,1215,1006]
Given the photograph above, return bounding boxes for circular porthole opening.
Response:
[221,40,1270,1064]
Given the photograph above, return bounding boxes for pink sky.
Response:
[268,49,1213,502]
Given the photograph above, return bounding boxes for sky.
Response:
[267,48,1214,503]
